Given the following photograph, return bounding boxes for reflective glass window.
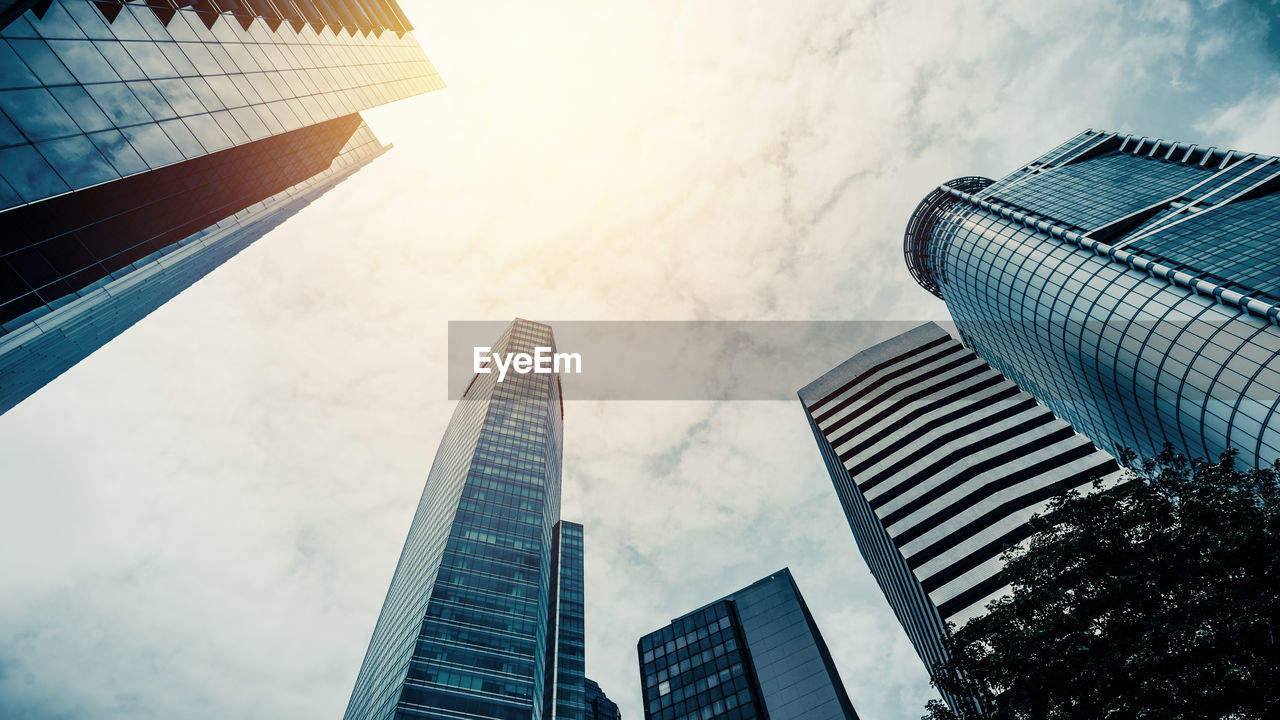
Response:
[87,129,148,175]
[0,88,80,141]
[0,144,70,201]
[84,83,151,125]
[120,123,183,167]
[61,0,114,39]
[182,76,224,111]
[0,110,24,145]
[124,41,178,78]
[0,41,39,89]
[92,40,148,81]
[6,38,73,86]
[151,78,205,116]
[157,118,204,157]
[125,80,177,121]
[156,43,198,76]
[35,135,117,189]
[30,1,88,40]
[46,39,119,84]
[48,85,112,132]
[0,175,20,206]
[181,113,232,151]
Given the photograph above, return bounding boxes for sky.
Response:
[1,1,1279,719]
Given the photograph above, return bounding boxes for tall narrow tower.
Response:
[904,130,1280,467]
[0,0,444,413]
[545,521,587,720]
[344,318,567,720]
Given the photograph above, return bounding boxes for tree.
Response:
[921,448,1280,720]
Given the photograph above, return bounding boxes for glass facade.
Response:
[0,0,442,413]
[345,319,576,720]
[0,0,439,208]
[585,678,621,720]
[905,129,1280,468]
[545,521,587,720]
[638,569,859,720]
[0,115,386,413]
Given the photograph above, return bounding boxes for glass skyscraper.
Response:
[904,129,1280,468]
[345,319,616,720]
[545,520,586,720]
[638,568,860,720]
[0,0,442,413]
[799,322,1120,712]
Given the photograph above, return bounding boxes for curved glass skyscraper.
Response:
[905,129,1280,468]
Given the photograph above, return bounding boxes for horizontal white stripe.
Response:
[927,553,1007,610]
[833,373,1015,461]
[893,455,1118,556]
[875,418,1087,519]
[944,584,1011,627]
[861,402,1053,506]
[816,344,970,433]
[807,336,961,416]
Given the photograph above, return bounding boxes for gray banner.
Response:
[448,320,954,400]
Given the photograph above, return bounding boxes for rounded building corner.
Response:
[903,176,994,299]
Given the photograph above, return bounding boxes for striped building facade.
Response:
[798,322,1120,707]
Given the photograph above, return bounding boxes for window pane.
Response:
[87,129,149,175]
[84,83,152,125]
[46,39,119,84]
[5,39,73,86]
[0,87,80,141]
[35,135,117,189]
[0,144,71,202]
[120,123,183,167]
[48,85,113,132]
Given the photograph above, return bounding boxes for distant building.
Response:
[546,521,587,719]
[799,322,1121,711]
[638,568,859,720]
[904,129,1280,467]
[585,678,621,720]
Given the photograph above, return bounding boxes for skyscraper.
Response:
[545,521,586,720]
[638,568,860,720]
[798,322,1120,710]
[904,129,1280,468]
[344,318,618,720]
[0,0,442,413]
[584,678,621,720]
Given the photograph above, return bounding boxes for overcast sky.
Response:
[2,1,1279,719]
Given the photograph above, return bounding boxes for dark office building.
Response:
[799,322,1121,712]
[585,678,621,720]
[638,568,859,720]
[904,129,1280,467]
[0,0,442,413]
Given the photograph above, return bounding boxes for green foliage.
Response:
[922,448,1280,720]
